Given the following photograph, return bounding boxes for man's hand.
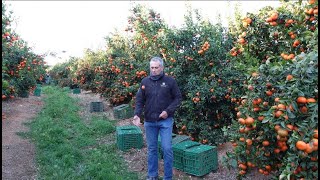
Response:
[159,111,168,119]
[132,115,142,126]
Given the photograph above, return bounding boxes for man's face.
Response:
[150,61,163,76]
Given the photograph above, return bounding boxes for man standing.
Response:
[133,56,182,180]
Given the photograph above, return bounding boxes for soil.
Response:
[2,89,272,180]
[2,95,43,180]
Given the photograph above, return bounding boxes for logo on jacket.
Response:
[161,82,167,88]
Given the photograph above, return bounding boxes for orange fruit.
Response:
[288,53,295,59]
[274,124,281,131]
[274,148,281,154]
[277,129,289,137]
[246,18,252,24]
[286,124,294,131]
[236,111,242,118]
[307,98,316,103]
[311,138,318,151]
[309,0,315,4]
[274,110,283,118]
[269,21,278,26]
[265,17,273,22]
[311,157,318,161]
[304,143,313,153]
[239,163,247,170]
[266,90,273,96]
[299,106,308,114]
[245,117,255,125]
[265,165,272,171]
[280,145,288,152]
[262,140,270,146]
[253,107,260,112]
[238,118,246,125]
[251,72,259,77]
[277,104,286,110]
[296,141,307,150]
[239,170,246,175]
[270,12,279,20]
[238,38,246,44]
[286,74,293,81]
[296,96,307,104]
[256,98,262,104]
[239,127,245,133]
[259,169,264,174]
[246,139,253,146]
[263,171,270,175]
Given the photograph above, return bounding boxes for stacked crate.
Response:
[113,104,134,119]
[73,88,81,94]
[90,102,104,112]
[34,87,41,96]
[116,125,143,151]
[172,140,218,176]
[183,144,218,176]
[172,140,201,171]
[158,134,190,159]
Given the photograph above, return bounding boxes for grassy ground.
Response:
[20,86,141,180]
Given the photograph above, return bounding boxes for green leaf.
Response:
[279,174,286,180]
[262,118,269,123]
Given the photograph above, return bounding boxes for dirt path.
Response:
[2,95,44,180]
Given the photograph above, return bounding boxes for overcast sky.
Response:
[5,1,280,66]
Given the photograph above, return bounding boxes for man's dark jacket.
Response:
[134,73,182,122]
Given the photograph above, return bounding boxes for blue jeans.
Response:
[144,117,173,180]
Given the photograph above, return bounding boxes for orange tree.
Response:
[2,2,46,100]
[49,57,79,88]
[90,4,169,106]
[161,8,236,145]
[222,0,318,179]
[75,49,106,92]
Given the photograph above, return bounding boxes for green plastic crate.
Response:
[183,145,218,176]
[90,102,104,112]
[116,125,143,151]
[158,134,190,159]
[172,140,201,171]
[113,104,134,119]
[34,87,41,96]
[73,88,81,94]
